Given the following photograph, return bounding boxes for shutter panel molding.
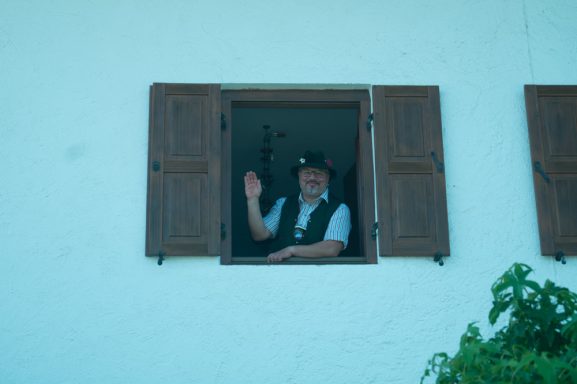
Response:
[146,83,221,256]
[372,86,450,256]
[525,85,577,256]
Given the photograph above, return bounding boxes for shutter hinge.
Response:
[555,251,567,264]
[221,223,226,240]
[431,151,445,173]
[221,113,227,130]
[152,161,161,172]
[371,222,378,240]
[157,250,165,266]
[366,113,374,131]
[534,161,550,183]
[434,251,444,266]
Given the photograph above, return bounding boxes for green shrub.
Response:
[422,263,577,383]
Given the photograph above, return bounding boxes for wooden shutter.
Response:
[525,85,577,256]
[146,83,221,256]
[372,86,450,256]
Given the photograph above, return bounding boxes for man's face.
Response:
[298,167,330,201]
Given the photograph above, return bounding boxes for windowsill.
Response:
[225,256,375,265]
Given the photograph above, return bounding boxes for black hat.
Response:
[290,150,336,179]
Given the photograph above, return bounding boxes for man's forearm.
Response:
[266,240,344,262]
[288,240,344,258]
[247,198,272,241]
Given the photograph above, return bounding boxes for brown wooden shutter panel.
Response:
[372,86,450,256]
[525,85,577,256]
[146,83,221,256]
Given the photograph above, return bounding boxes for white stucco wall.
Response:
[1,1,577,383]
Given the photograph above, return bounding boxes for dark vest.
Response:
[272,193,341,252]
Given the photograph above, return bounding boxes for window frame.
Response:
[145,83,451,264]
[220,89,377,265]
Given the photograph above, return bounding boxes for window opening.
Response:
[231,106,361,257]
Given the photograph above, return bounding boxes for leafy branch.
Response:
[422,263,577,383]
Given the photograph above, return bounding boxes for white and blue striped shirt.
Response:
[263,189,351,248]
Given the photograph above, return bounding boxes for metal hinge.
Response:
[371,222,378,240]
[366,113,374,131]
[221,223,226,240]
[221,113,227,130]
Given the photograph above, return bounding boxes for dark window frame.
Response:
[220,89,377,265]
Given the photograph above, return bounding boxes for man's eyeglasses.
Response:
[299,170,328,179]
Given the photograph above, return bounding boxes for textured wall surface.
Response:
[1,1,577,383]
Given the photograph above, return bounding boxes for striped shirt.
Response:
[263,189,351,248]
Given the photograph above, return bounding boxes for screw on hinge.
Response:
[555,251,566,265]
[434,252,444,266]
[371,222,378,240]
[157,251,165,266]
[366,113,374,131]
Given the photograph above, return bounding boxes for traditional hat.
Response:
[290,150,336,179]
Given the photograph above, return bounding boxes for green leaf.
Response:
[535,355,556,384]
[524,279,542,293]
[423,263,577,384]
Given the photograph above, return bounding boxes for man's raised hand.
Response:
[244,171,262,200]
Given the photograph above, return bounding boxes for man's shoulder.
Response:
[335,203,350,213]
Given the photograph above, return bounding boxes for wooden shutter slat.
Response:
[538,96,577,172]
[525,85,577,255]
[163,161,209,173]
[146,83,221,256]
[373,85,450,256]
[386,96,433,174]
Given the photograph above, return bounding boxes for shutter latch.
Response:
[431,151,444,173]
[157,250,165,266]
[434,252,444,266]
[534,161,550,183]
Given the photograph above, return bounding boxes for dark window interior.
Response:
[230,106,362,257]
